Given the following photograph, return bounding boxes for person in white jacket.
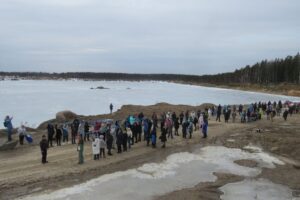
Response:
[199,113,204,129]
[92,137,100,160]
[17,125,26,145]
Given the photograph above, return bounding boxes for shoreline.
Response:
[1,77,300,97]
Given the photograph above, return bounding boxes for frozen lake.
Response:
[1,80,300,128]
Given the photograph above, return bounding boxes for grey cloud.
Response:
[0,0,299,74]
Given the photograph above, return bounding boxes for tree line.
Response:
[1,53,299,85]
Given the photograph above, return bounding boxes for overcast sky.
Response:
[0,0,299,75]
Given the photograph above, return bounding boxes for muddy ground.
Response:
[0,103,299,200]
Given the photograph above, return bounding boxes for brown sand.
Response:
[0,103,299,200]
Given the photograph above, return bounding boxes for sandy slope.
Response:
[0,104,299,200]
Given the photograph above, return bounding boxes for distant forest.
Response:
[1,53,299,85]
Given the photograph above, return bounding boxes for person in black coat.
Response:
[174,118,179,136]
[283,109,289,121]
[179,112,184,125]
[73,118,80,133]
[40,135,49,164]
[106,132,113,156]
[47,123,55,147]
[122,130,128,152]
[159,127,167,148]
[147,120,152,146]
[84,122,90,142]
[55,125,62,146]
[216,104,222,122]
[182,120,188,139]
[71,124,77,144]
[116,128,123,153]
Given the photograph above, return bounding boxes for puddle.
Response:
[19,146,285,200]
[226,139,235,142]
[220,179,298,200]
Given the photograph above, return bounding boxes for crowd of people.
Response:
[40,109,210,164]
[2,101,299,164]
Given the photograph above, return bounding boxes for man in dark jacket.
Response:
[73,118,80,133]
[55,125,62,146]
[179,112,184,125]
[116,128,123,153]
[160,127,167,148]
[40,135,49,164]
[71,124,77,144]
[84,122,90,141]
[47,123,55,147]
[216,104,222,122]
[106,131,113,156]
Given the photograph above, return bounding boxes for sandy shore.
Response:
[0,103,299,200]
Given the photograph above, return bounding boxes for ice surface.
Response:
[19,146,287,200]
[220,179,298,200]
[1,80,300,128]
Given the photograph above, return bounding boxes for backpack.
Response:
[3,121,8,127]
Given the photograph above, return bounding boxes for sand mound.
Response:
[287,90,300,97]
[0,140,18,151]
[56,110,77,121]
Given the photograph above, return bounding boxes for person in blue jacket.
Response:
[151,127,157,148]
[4,116,13,142]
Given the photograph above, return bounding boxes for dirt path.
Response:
[0,104,299,200]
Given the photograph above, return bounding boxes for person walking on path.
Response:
[110,103,113,114]
[4,116,13,142]
[40,135,49,164]
[17,125,26,145]
[77,135,84,164]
